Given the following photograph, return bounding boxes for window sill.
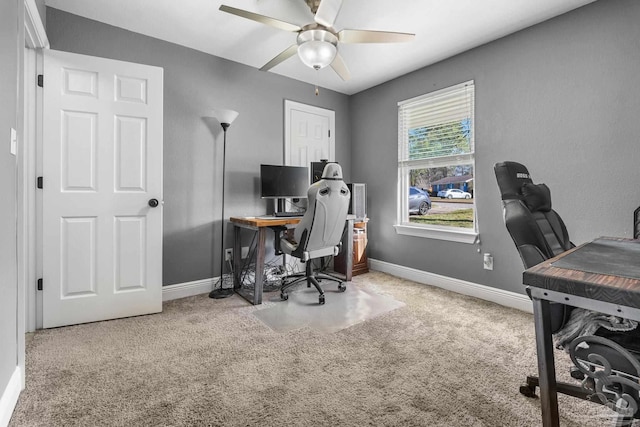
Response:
[394,223,478,244]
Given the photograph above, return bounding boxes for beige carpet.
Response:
[10,271,621,426]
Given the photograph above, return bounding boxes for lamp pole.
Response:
[208,109,238,299]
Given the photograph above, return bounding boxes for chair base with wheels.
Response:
[280,258,346,305]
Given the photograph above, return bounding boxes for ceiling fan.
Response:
[219,0,415,81]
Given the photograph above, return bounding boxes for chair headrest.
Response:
[321,163,343,180]
[521,183,552,212]
[494,161,551,212]
[494,161,532,200]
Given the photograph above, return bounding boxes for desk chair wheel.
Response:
[280,292,289,301]
[338,283,346,292]
[319,294,325,305]
[519,384,537,398]
[519,376,539,398]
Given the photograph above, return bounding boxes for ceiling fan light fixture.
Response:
[298,40,337,69]
[297,29,338,70]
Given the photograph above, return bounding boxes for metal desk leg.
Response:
[232,225,241,290]
[233,225,265,305]
[252,227,266,305]
[532,297,560,427]
[345,218,354,282]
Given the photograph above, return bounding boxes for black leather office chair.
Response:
[495,161,640,424]
[277,163,350,305]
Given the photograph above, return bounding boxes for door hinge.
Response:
[37,74,43,87]
[328,130,331,137]
[37,176,43,189]
[37,278,43,291]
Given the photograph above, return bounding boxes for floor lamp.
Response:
[208,108,239,299]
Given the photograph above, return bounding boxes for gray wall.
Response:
[351,0,640,295]
[0,0,22,404]
[46,8,352,285]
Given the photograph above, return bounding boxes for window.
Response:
[395,81,477,243]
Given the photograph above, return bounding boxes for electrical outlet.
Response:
[241,246,249,259]
[224,248,233,261]
[483,253,494,270]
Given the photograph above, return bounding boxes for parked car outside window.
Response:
[442,188,472,199]
[409,186,431,215]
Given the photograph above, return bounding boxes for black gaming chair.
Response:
[495,161,640,425]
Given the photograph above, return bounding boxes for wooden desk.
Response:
[523,237,640,426]
[230,216,354,305]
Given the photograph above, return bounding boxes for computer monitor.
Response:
[260,164,309,199]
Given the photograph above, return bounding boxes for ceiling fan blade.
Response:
[330,53,350,81]
[338,29,415,44]
[260,45,299,71]
[219,5,301,32]
[314,0,343,28]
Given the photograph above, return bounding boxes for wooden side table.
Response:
[335,218,369,276]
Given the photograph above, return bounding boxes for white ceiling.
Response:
[45,0,596,95]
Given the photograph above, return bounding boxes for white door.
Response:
[42,50,163,328]
[284,100,335,167]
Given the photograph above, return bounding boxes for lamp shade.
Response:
[209,109,239,126]
[298,40,337,70]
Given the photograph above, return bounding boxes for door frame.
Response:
[283,99,335,166]
[21,47,41,332]
[17,0,49,396]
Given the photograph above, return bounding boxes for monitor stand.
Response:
[269,198,288,215]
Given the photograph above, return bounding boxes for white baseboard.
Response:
[0,367,22,427]
[162,264,533,314]
[368,258,533,314]
[162,277,218,302]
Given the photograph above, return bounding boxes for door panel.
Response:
[60,216,96,297]
[62,111,97,191]
[114,216,146,292]
[115,116,147,192]
[42,49,163,328]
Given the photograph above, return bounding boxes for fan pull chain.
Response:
[315,68,320,96]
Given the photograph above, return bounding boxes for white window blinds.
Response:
[398,81,474,168]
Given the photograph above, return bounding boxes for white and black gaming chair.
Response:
[495,161,640,425]
[278,163,350,305]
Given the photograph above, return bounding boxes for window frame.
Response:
[395,81,478,244]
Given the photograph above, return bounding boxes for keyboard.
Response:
[274,211,305,217]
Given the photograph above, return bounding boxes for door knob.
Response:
[148,198,159,208]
